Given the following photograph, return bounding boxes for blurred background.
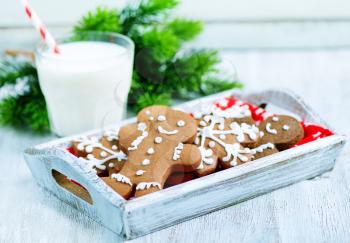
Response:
[1,0,349,132]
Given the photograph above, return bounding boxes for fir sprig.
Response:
[0,58,50,132]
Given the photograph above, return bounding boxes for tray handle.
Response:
[24,147,125,235]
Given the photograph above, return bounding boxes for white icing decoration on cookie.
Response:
[155,137,162,144]
[251,143,274,154]
[199,121,207,127]
[145,110,151,115]
[222,143,251,166]
[147,148,155,155]
[136,170,146,176]
[173,143,184,160]
[111,173,132,186]
[194,137,200,145]
[272,116,279,122]
[74,137,126,172]
[208,141,216,148]
[149,116,154,121]
[157,115,166,121]
[142,159,151,166]
[283,125,290,131]
[196,115,257,169]
[112,145,118,150]
[104,129,119,142]
[158,126,178,135]
[260,131,264,137]
[136,182,161,191]
[197,147,214,169]
[219,134,226,140]
[109,162,114,168]
[266,123,278,135]
[177,120,186,127]
[100,151,108,158]
[193,111,202,119]
[128,122,148,151]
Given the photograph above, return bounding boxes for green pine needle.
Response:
[74,7,121,33]
[167,18,203,42]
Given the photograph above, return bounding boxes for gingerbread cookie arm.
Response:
[118,123,144,152]
[172,144,202,172]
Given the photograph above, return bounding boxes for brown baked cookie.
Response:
[72,129,126,177]
[194,114,258,176]
[259,115,304,151]
[251,143,279,160]
[102,106,202,199]
[164,172,197,188]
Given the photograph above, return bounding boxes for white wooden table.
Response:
[1,50,349,243]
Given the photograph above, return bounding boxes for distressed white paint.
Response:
[1,50,350,242]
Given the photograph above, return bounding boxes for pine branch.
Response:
[74,7,121,33]
[121,0,179,34]
[166,18,203,42]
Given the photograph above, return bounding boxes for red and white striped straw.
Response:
[21,0,60,54]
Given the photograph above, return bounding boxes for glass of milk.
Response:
[35,32,134,136]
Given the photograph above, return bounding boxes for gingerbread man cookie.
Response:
[72,129,126,177]
[102,106,202,199]
[194,113,259,176]
[259,115,304,151]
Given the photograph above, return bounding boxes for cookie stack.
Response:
[71,99,306,199]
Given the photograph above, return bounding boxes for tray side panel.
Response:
[24,149,126,237]
[124,139,345,239]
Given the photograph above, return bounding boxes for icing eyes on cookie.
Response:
[283,125,290,131]
[157,115,166,121]
[177,120,186,127]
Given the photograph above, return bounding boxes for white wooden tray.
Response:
[23,89,346,240]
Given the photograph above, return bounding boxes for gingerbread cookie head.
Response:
[259,115,304,151]
[194,114,258,176]
[102,106,201,199]
[72,129,126,177]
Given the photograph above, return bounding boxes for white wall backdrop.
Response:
[1,0,350,51]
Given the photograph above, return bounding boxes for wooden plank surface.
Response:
[1,50,350,242]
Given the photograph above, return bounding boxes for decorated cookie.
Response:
[194,113,258,176]
[72,129,126,176]
[259,115,304,151]
[251,143,279,160]
[101,105,202,199]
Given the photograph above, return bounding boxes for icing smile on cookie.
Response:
[158,126,178,135]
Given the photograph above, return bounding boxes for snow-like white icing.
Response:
[157,115,166,121]
[136,170,146,176]
[199,121,207,127]
[136,182,161,191]
[219,134,226,140]
[173,143,184,160]
[208,141,216,148]
[112,145,118,150]
[111,173,132,186]
[74,137,126,172]
[158,126,178,135]
[154,137,162,144]
[104,129,119,142]
[266,123,278,135]
[142,159,151,166]
[108,162,114,168]
[196,115,257,169]
[272,116,279,122]
[283,125,290,131]
[251,143,275,154]
[147,147,155,155]
[197,147,214,169]
[145,110,151,115]
[177,120,186,127]
[222,143,251,166]
[128,122,148,151]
